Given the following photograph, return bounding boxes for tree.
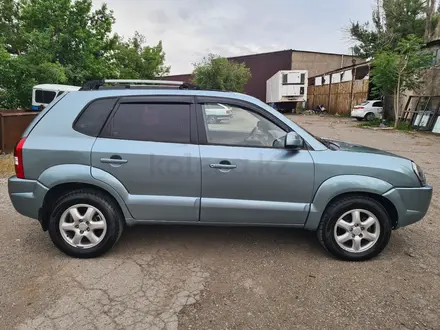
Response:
[371,35,433,127]
[0,0,169,108]
[192,54,251,92]
[349,0,438,58]
[112,32,169,79]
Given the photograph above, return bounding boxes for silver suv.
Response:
[8,80,432,261]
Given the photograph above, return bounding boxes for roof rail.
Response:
[79,79,200,91]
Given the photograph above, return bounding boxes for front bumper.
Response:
[217,113,233,119]
[8,176,48,220]
[383,185,433,228]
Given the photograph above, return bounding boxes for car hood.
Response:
[320,138,405,158]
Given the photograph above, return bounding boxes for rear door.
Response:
[91,95,201,222]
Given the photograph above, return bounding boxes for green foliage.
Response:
[349,0,436,58]
[358,118,413,130]
[0,0,169,109]
[358,118,382,127]
[192,54,251,92]
[371,35,433,127]
[372,35,433,95]
[113,32,169,80]
[396,120,413,130]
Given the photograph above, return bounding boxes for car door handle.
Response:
[209,164,237,169]
[100,156,128,164]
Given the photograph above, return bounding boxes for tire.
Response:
[356,118,363,121]
[365,112,375,121]
[207,116,217,124]
[317,195,392,261]
[48,189,124,258]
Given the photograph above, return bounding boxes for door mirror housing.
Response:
[285,132,304,150]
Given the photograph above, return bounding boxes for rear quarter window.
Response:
[73,97,117,137]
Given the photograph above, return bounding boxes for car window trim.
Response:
[194,96,307,150]
[99,95,198,145]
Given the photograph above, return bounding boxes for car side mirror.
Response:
[285,132,304,150]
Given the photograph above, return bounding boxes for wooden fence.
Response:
[307,80,369,115]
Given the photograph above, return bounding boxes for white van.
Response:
[32,84,80,110]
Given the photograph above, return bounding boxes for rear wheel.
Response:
[317,195,392,261]
[365,112,375,121]
[48,189,124,258]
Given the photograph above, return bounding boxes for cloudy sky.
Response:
[93,0,375,74]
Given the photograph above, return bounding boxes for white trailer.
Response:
[266,70,308,113]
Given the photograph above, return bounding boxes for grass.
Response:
[0,154,14,176]
[358,119,413,131]
[395,121,412,131]
[358,118,382,127]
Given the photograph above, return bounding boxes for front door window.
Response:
[201,103,287,148]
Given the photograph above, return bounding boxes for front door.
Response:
[196,98,315,225]
[91,96,201,222]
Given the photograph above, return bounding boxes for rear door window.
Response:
[102,103,191,143]
[373,101,383,107]
[73,98,117,137]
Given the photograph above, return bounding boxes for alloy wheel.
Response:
[333,209,381,253]
[59,204,107,249]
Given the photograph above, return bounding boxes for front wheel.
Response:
[48,189,124,258]
[207,116,218,124]
[317,195,391,261]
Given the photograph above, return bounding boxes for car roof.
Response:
[34,84,81,91]
[73,88,255,102]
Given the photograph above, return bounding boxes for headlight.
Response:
[412,162,426,186]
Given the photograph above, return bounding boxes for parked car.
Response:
[8,80,432,261]
[351,100,383,121]
[204,103,233,123]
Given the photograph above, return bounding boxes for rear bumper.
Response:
[8,176,48,220]
[351,110,366,118]
[383,185,433,228]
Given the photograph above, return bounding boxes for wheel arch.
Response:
[364,112,375,120]
[320,192,398,229]
[304,175,397,230]
[40,182,129,231]
[37,164,133,231]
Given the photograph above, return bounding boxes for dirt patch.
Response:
[0,154,14,176]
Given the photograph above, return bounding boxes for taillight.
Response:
[14,137,26,179]
[357,106,364,110]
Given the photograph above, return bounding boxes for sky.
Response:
[92,0,375,75]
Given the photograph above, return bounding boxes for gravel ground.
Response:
[0,115,439,330]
